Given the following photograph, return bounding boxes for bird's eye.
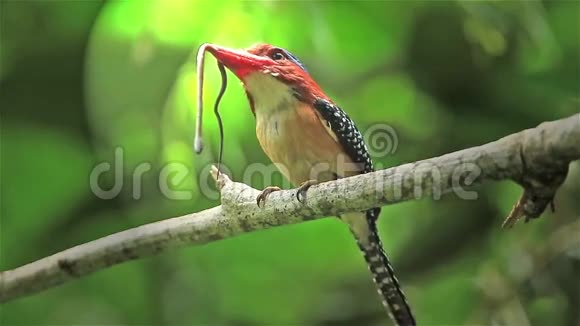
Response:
[270,51,285,61]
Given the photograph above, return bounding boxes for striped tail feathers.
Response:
[342,211,416,326]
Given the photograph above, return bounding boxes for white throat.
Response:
[243,73,298,116]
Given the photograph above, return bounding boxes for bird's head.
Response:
[205,43,326,113]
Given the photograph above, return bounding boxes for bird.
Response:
[203,43,416,325]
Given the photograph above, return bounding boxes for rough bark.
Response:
[1,114,578,303]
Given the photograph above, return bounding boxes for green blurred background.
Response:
[1,0,579,325]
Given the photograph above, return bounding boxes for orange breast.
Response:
[255,103,356,186]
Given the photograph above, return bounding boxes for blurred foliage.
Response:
[1,0,579,325]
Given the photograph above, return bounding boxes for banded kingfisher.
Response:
[203,43,415,325]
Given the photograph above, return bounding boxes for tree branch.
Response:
[1,114,578,304]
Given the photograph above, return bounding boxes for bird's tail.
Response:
[344,212,416,325]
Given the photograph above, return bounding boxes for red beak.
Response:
[202,43,275,79]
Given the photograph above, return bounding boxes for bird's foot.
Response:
[256,186,282,208]
[296,180,319,204]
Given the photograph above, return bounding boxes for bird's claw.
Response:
[256,186,282,208]
[296,180,319,204]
